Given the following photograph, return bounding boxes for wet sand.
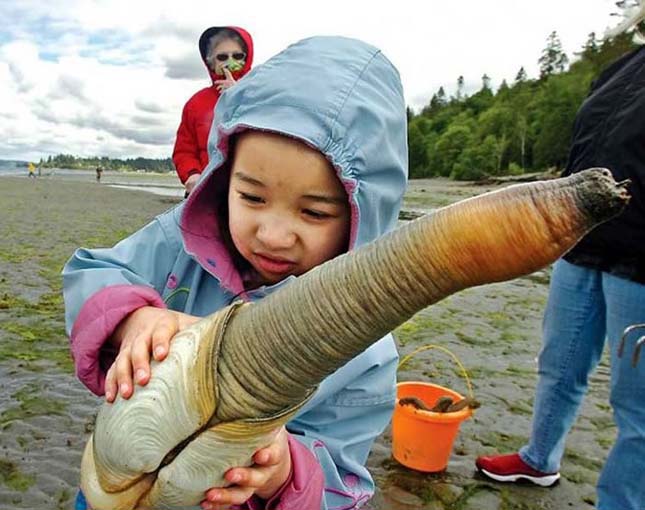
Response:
[0,175,612,509]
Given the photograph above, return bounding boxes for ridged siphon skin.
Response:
[215,168,629,420]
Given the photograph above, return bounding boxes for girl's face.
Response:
[209,39,246,75]
[228,131,351,287]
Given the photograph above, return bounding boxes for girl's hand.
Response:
[105,306,199,402]
[213,67,236,93]
[201,427,292,510]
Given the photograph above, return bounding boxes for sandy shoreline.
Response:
[0,175,612,509]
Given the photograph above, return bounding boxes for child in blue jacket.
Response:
[64,36,408,510]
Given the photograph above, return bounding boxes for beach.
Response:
[0,173,613,509]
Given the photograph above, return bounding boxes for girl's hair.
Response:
[177,135,253,281]
[214,137,253,278]
[206,29,248,66]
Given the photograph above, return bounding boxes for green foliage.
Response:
[407,30,639,180]
[39,154,173,173]
[531,72,590,169]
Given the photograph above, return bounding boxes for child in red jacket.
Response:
[172,26,253,196]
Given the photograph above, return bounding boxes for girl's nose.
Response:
[256,218,297,250]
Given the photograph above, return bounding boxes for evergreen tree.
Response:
[481,73,492,90]
[583,32,599,55]
[455,75,465,101]
[515,66,528,83]
[436,86,447,106]
[539,31,569,78]
[424,86,448,115]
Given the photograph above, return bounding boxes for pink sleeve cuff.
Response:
[245,434,324,510]
[70,285,166,395]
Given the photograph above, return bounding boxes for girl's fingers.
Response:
[224,465,273,490]
[104,365,118,402]
[114,344,134,399]
[253,447,274,465]
[203,484,256,507]
[130,333,153,386]
[151,316,177,361]
[254,429,286,466]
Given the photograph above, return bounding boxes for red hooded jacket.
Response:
[172,26,254,184]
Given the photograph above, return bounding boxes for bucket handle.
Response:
[397,344,475,400]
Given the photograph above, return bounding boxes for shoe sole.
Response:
[478,468,560,487]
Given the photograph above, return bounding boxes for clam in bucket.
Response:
[392,345,475,472]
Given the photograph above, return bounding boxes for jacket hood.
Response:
[199,26,254,83]
[181,36,408,295]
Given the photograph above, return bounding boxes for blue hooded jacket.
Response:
[64,36,408,509]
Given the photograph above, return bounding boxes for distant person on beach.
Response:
[64,37,408,510]
[476,31,645,510]
[27,162,36,178]
[95,166,103,183]
[172,26,253,197]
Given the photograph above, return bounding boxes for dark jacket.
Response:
[172,26,254,183]
[563,46,645,284]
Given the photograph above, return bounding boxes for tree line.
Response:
[39,154,174,173]
[408,31,637,180]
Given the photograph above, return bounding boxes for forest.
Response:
[407,31,637,180]
[38,154,174,173]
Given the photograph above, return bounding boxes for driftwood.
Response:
[474,168,561,186]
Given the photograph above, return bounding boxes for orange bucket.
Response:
[392,345,475,472]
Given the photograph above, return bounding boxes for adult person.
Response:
[476,34,645,510]
[172,26,253,196]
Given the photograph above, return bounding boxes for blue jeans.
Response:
[519,259,645,510]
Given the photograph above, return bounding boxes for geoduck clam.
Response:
[81,168,629,509]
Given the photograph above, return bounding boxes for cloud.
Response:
[2,40,41,93]
[163,51,205,80]
[50,73,88,101]
[135,99,165,114]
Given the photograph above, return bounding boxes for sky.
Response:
[0,0,623,162]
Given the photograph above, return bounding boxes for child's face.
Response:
[228,131,351,286]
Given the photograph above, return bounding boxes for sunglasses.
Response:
[214,52,246,62]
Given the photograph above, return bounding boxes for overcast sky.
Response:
[0,0,621,162]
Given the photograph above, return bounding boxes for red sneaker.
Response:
[476,453,560,487]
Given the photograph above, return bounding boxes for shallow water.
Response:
[109,184,184,197]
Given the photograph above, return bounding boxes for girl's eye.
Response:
[239,192,264,204]
[303,209,331,219]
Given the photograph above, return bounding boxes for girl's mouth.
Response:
[253,253,297,276]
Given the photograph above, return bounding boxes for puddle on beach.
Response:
[109,184,184,198]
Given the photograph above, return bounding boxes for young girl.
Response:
[173,26,254,196]
[64,35,408,510]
